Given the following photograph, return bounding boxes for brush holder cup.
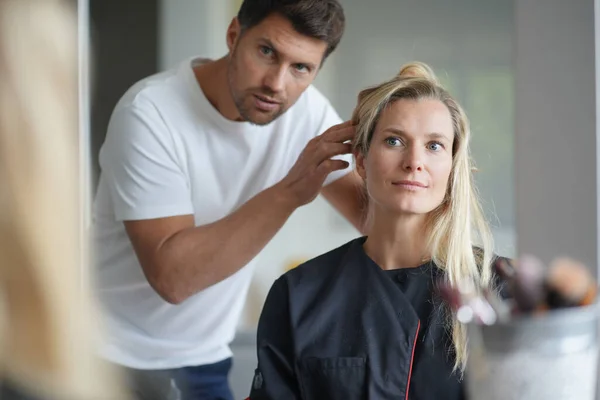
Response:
[466,304,599,400]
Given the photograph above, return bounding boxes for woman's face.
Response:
[356,98,454,216]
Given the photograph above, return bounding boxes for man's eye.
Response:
[260,46,273,56]
[294,64,308,73]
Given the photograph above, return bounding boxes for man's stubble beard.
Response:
[226,55,288,126]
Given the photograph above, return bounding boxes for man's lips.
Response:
[253,94,281,111]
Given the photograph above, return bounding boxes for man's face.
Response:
[226,13,327,125]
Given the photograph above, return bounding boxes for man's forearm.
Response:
[153,184,297,303]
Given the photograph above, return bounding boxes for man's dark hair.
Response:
[237,0,345,60]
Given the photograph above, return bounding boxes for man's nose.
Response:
[263,65,286,94]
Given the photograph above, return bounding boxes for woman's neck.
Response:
[363,210,429,270]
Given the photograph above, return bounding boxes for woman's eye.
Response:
[428,142,444,151]
[385,137,402,146]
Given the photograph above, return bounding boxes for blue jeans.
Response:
[174,358,234,400]
[124,358,233,400]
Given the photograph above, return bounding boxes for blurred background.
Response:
[84,0,597,398]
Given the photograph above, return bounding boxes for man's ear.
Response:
[226,17,241,52]
[355,149,367,180]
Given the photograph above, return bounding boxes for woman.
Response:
[0,0,125,399]
[248,62,502,400]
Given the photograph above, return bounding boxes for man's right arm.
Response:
[125,183,296,304]
[105,103,355,304]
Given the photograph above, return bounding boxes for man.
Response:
[92,0,364,399]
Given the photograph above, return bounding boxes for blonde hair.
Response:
[352,62,494,372]
[0,0,123,398]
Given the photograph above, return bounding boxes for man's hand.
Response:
[276,121,355,207]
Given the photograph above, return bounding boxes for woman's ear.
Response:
[355,149,367,180]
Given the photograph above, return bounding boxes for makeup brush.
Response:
[436,281,463,311]
[508,255,547,313]
[493,258,518,308]
[494,257,516,281]
[545,258,597,308]
[435,281,497,325]
[482,288,511,322]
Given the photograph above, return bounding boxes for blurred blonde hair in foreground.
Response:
[0,0,124,399]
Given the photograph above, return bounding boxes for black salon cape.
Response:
[248,237,500,400]
[0,382,41,400]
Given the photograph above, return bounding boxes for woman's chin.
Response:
[379,203,433,217]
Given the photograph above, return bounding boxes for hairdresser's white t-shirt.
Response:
[92,57,351,369]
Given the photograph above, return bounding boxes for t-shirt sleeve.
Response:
[99,103,194,221]
[315,97,354,187]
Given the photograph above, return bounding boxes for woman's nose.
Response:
[402,147,424,171]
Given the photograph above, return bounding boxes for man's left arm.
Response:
[310,88,367,234]
[321,170,368,234]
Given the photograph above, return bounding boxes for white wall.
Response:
[514,0,598,272]
[159,0,234,69]
[78,0,92,289]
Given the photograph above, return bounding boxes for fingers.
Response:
[321,121,356,143]
[315,142,352,162]
[317,159,350,176]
